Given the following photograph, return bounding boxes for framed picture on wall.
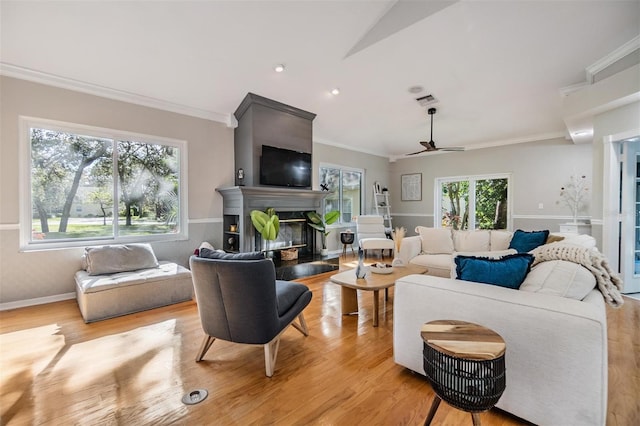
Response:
[401,173,422,201]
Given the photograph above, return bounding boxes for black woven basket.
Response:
[423,343,506,413]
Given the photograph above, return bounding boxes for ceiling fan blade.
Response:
[439,147,465,151]
[406,149,428,155]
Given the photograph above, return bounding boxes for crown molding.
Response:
[0,63,236,127]
[586,35,640,84]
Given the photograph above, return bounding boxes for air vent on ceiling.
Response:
[416,94,438,107]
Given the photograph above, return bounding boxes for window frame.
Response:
[434,173,512,230]
[318,162,365,226]
[19,116,189,250]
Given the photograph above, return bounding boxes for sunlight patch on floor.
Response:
[1,324,65,423]
[28,320,186,425]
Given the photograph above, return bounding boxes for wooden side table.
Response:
[421,320,506,426]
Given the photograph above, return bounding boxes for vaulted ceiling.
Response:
[1,1,639,159]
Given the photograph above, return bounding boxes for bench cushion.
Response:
[76,261,190,293]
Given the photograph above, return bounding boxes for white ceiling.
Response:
[2,1,639,160]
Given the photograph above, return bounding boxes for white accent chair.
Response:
[356,215,394,258]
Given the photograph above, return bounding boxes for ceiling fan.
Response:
[407,107,464,155]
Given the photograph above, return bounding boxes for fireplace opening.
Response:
[253,210,339,279]
[253,211,314,256]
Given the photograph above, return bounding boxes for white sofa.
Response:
[397,227,596,278]
[397,227,516,277]
[393,231,608,425]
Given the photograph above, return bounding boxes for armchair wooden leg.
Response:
[291,312,309,336]
[196,335,215,362]
[264,337,281,377]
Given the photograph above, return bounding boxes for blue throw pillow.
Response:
[508,229,550,253]
[199,247,264,260]
[455,253,535,289]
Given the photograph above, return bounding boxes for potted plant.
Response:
[250,207,279,256]
[306,210,340,256]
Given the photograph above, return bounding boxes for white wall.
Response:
[0,76,234,305]
[389,138,594,236]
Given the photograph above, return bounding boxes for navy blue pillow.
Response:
[455,253,535,289]
[199,247,264,260]
[508,229,549,253]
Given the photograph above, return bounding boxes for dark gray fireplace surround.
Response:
[216,186,339,279]
[233,92,316,188]
[217,93,338,279]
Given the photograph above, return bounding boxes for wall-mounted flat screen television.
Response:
[260,145,312,188]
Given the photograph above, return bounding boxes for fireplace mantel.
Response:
[216,186,329,252]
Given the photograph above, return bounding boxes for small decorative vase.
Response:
[263,240,274,259]
[321,248,329,256]
[391,257,405,267]
[355,248,367,279]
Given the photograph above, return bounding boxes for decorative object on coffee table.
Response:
[391,226,406,267]
[330,264,427,326]
[355,248,367,278]
[421,320,506,426]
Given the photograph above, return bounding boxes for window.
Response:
[319,164,363,223]
[435,174,511,230]
[21,117,187,249]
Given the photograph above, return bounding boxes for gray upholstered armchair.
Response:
[189,255,312,377]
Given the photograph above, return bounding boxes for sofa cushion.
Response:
[455,253,534,289]
[416,226,454,254]
[508,229,550,253]
[520,260,596,300]
[453,230,491,252]
[84,243,159,276]
[199,248,264,260]
[409,254,452,277]
[490,230,513,251]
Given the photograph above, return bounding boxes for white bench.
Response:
[75,244,193,323]
[75,261,192,323]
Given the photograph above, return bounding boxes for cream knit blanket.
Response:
[530,243,624,308]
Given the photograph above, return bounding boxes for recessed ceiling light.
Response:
[408,85,424,94]
[330,88,340,95]
[573,130,593,137]
[274,64,285,73]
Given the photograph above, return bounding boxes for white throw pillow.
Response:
[520,260,596,300]
[453,230,491,252]
[416,226,454,254]
[490,230,513,251]
[85,243,159,276]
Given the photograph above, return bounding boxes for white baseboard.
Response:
[0,292,75,311]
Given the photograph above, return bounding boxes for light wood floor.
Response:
[1,255,639,425]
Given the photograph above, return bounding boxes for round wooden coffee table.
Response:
[330,264,427,326]
[421,320,506,426]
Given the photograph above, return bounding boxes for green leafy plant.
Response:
[306,210,340,249]
[250,207,280,247]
